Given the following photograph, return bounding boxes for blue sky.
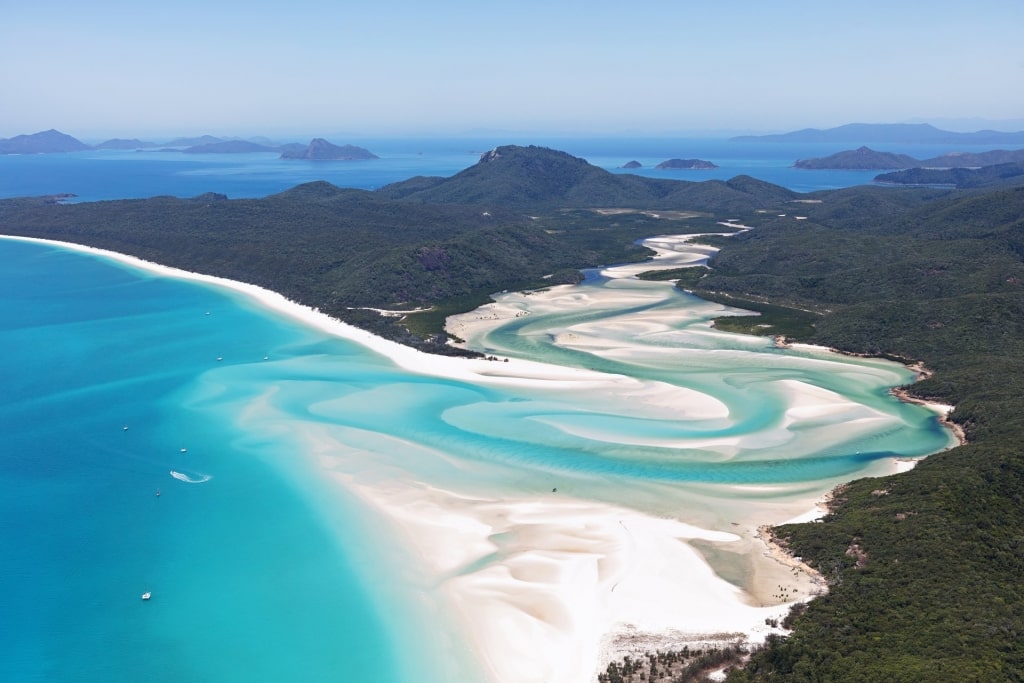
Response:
[4,0,1023,138]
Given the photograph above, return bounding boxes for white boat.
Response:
[141,591,152,600]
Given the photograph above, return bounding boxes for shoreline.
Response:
[1,233,953,683]
[778,339,967,450]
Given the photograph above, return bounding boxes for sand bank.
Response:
[320,456,822,683]
[4,234,950,683]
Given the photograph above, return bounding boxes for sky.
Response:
[3,0,1023,139]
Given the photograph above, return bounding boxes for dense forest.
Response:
[693,184,1024,682]
[2,146,1023,681]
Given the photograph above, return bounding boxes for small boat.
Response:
[141,591,152,600]
[180,448,187,453]
[122,425,129,431]
[155,489,161,497]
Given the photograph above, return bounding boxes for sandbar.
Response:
[1,234,955,683]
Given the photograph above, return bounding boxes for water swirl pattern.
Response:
[0,235,955,683]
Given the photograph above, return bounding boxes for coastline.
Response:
[1,233,955,683]
[780,340,967,451]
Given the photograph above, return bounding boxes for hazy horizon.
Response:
[4,1,1022,140]
[7,117,1024,145]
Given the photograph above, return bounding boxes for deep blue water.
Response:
[2,136,1014,202]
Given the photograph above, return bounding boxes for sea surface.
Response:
[0,142,960,682]
[1,136,1014,201]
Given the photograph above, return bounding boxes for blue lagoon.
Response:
[0,233,956,683]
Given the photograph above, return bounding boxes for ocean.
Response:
[0,141,961,682]
[0,136,1010,202]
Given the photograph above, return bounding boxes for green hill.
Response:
[794,146,919,170]
[876,162,1024,189]
[379,144,792,210]
[687,186,1024,682]
[4,145,1024,679]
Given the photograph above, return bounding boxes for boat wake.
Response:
[169,470,212,484]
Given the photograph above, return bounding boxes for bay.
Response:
[0,233,954,682]
[0,141,962,682]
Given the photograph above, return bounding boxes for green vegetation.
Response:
[637,265,711,286]
[875,162,1024,189]
[705,186,1024,682]
[0,147,785,352]
[600,645,748,683]
[794,146,919,170]
[2,145,1024,680]
[697,292,820,339]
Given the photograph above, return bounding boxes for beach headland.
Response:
[1,233,959,683]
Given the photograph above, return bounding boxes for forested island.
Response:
[2,145,1023,680]
[655,158,718,170]
[796,145,1024,171]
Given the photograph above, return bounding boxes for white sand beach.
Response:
[2,234,954,683]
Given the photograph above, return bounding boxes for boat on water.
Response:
[141,591,152,600]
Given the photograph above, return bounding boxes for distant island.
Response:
[621,160,642,169]
[0,129,379,160]
[164,135,225,147]
[0,129,91,154]
[732,122,1024,145]
[655,158,717,170]
[94,138,158,150]
[874,161,1024,188]
[794,146,919,170]
[280,138,378,160]
[796,145,1024,170]
[182,140,280,154]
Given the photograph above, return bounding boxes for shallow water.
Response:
[0,236,954,681]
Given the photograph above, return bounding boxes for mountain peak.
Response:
[0,129,91,154]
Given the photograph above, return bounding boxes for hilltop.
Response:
[655,158,718,170]
[378,145,789,211]
[794,146,919,170]
[0,145,783,345]
[796,146,1024,174]
[0,129,92,154]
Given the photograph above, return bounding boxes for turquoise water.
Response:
[0,240,471,682]
[0,236,954,681]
